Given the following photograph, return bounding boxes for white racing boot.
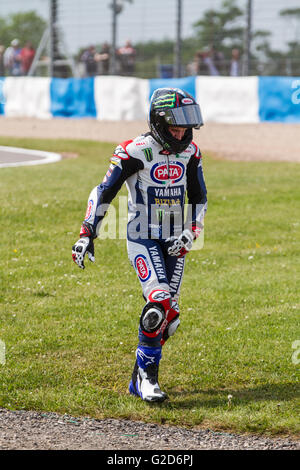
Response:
[129,346,167,402]
[137,362,167,402]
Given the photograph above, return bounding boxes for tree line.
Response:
[0,1,299,78]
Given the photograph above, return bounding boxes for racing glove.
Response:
[166,224,203,258]
[166,229,194,258]
[72,221,96,269]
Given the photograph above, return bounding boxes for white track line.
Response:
[0,145,61,168]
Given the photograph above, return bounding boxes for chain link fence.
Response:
[0,0,300,78]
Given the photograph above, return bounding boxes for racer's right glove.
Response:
[72,221,96,269]
[165,223,204,258]
[165,229,194,258]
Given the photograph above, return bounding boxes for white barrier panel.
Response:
[2,75,283,124]
[3,77,51,119]
[94,76,149,121]
[196,76,259,124]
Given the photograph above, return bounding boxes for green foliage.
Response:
[280,8,300,19]
[0,136,299,436]
[192,0,244,52]
[126,0,277,77]
[132,0,300,77]
[192,0,273,75]
[274,8,300,75]
[0,11,46,48]
[134,39,174,78]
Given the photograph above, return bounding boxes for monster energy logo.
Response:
[142,148,153,162]
[156,208,165,222]
[153,93,176,109]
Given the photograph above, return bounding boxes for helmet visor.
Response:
[163,104,203,129]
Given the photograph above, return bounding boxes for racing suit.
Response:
[81,131,207,352]
[84,132,207,298]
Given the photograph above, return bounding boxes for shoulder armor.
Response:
[110,137,145,171]
[191,141,202,159]
[113,139,133,161]
[123,134,153,159]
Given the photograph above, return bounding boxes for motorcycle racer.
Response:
[72,88,207,402]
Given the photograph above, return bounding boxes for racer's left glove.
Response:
[72,221,96,269]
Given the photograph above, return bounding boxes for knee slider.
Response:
[140,302,166,337]
[140,289,171,339]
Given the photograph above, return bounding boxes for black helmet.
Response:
[149,87,204,154]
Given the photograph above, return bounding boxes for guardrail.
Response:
[0,75,300,123]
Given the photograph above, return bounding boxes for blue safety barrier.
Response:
[50,76,96,118]
[258,76,300,123]
[0,77,5,115]
[1,75,300,123]
[149,76,196,100]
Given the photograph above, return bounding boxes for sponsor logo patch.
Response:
[150,161,184,184]
[150,290,171,301]
[84,199,94,221]
[135,254,151,282]
[153,93,176,109]
[103,167,113,183]
[142,147,153,162]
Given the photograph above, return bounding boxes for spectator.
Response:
[97,42,110,75]
[186,51,204,76]
[80,45,98,77]
[4,39,22,76]
[0,45,5,76]
[117,40,136,76]
[201,47,220,76]
[20,41,35,75]
[230,48,240,76]
[211,45,225,75]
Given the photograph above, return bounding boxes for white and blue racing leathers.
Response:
[84,132,207,298]
[82,132,207,346]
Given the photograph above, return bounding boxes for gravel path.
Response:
[0,117,299,163]
[1,118,299,450]
[0,409,299,450]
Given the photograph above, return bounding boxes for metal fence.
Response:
[1,0,300,78]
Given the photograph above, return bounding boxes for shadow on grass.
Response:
[33,291,56,298]
[167,382,299,409]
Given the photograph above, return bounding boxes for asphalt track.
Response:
[0,145,61,168]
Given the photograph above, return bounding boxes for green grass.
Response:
[0,136,299,438]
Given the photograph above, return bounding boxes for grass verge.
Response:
[0,136,299,438]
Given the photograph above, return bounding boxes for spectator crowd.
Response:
[0,39,35,76]
[0,37,241,79]
[79,40,136,77]
[186,45,241,77]
[80,41,241,78]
